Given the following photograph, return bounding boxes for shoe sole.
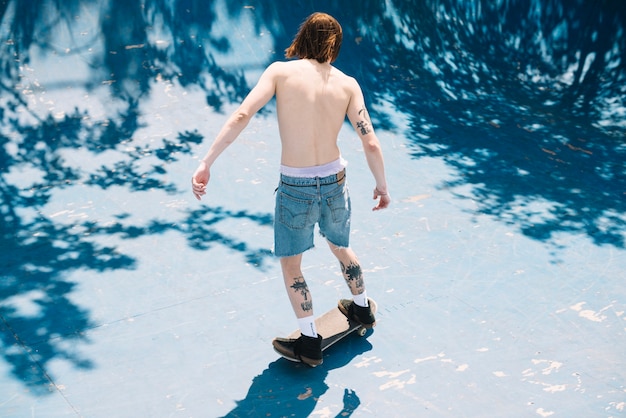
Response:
[272,339,323,367]
[338,299,376,329]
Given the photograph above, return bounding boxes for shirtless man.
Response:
[192,12,390,367]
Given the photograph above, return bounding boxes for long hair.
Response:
[285,13,343,63]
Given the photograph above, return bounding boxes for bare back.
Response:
[273,59,355,167]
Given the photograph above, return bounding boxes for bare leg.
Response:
[274,254,322,365]
[327,241,375,327]
[280,254,314,319]
[326,241,365,297]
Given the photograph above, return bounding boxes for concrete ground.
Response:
[1,1,624,417]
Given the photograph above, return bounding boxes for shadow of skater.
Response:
[221,336,373,417]
[336,388,361,417]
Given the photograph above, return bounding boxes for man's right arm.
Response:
[192,63,280,200]
[199,63,280,168]
[346,78,390,211]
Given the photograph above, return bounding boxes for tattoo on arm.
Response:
[356,106,372,135]
[356,121,371,135]
[290,276,313,312]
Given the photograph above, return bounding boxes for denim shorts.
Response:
[274,170,351,257]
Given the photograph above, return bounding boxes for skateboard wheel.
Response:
[357,327,367,337]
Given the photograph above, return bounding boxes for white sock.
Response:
[298,315,317,338]
[353,291,368,308]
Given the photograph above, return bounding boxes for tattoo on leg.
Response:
[340,261,364,292]
[290,276,313,312]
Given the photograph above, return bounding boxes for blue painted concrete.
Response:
[1,1,625,417]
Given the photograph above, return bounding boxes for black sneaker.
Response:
[272,334,323,367]
[338,299,376,328]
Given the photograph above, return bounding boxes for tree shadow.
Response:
[346,0,626,249]
[0,105,140,394]
[1,0,624,398]
[0,0,274,393]
[254,0,625,248]
[180,207,274,267]
[0,211,131,395]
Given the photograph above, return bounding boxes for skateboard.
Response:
[274,299,377,362]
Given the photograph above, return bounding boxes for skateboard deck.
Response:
[276,299,377,361]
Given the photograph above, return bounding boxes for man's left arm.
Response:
[346,79,390,210]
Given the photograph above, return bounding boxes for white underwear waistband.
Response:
[280,157,347,178]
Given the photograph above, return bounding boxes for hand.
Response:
[372,187,390,211]
[192,162,210,200]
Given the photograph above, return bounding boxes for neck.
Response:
[305,58,331,65]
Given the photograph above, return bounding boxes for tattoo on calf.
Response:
[340,261,364,291]
[291,276,313,312]
[301,300,313,312]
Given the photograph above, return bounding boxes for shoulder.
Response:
[260,61,307,82]
[332,69,362,98]
[331,66,359,88]
[266,60,302,73]
[257,61,287,79]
